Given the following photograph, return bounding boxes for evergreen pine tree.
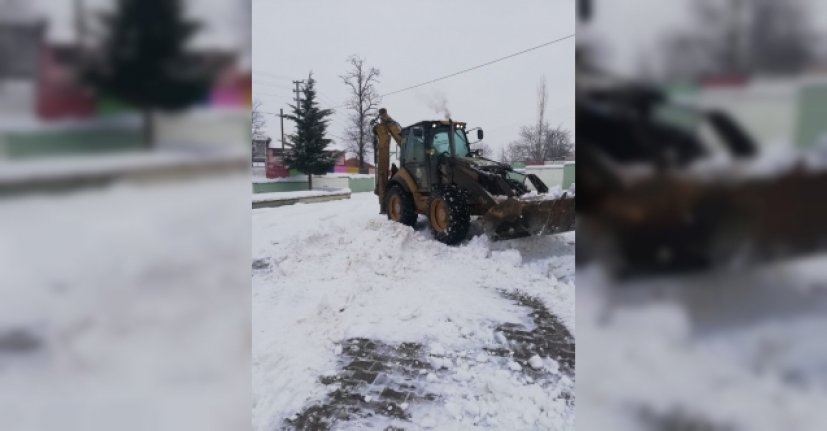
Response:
[85,0,212,148]
[283,73,336,189]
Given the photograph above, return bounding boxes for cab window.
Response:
[432,128,470,157]
[405,127,425,162]
[432,130,451,155]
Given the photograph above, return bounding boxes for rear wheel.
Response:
[385,184,417,227]
[428,185,470,245]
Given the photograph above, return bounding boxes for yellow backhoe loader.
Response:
[372,109,575,245]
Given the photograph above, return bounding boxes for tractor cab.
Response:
[399,120,482,192]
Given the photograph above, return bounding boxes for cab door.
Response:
[403,126,430,192]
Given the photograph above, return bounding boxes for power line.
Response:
[253,91,291,99]
[252,79,293,90]
[252,70,294,80]
[331,34,574,109]
[382,34,574,98]
[317,94,337,107]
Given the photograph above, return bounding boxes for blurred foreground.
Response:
[0,174,251,430]
[577,0,827,429]
[0,1,251,430]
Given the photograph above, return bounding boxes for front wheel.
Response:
[428,185,471,245]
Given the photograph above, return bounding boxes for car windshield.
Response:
[432,127,470,157]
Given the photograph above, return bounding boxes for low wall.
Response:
[525,165,564,189]
[522,162,575,189]
[562,163,575,189]
[1,126,143,159]
[313,176,350,190]
[1,109,249,160]
[348,176,375,193]
[0,151,248,197]
[253,175,375,194]
[252,181,308,193]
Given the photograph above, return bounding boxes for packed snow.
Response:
[252,193,575,430]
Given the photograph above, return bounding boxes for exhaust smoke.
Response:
[425,92,451,120]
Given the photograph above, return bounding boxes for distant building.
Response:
[265,147,290,178]
[37,42,96,119]
[0,19,43,116]
[334,156,375,174]
[252,133,270,165]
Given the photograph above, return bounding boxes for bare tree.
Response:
[499,147,510,164]
[252,99,267,137]
[506,124,573,162]
[503,77,574,163]
[661,0,814,79]
[341,55,381,174]
[535,76,547,152]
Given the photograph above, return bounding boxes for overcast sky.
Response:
[252,0,575,157]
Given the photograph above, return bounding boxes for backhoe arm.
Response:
[372,108,404,210]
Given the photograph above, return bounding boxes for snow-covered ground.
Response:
[577,258,827,431]
[0,174,251,431]
[252,193,575,430]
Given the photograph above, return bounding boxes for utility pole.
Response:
[74,0,87,47]
[279,108,285,153]
[292,80,304,118]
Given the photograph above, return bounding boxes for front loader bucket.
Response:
[482,193,576,241]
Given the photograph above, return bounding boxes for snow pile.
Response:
[521,185,575,201]
[491,184,576,204]
[252,193,574,430]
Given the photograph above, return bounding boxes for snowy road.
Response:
[252,193,575,430]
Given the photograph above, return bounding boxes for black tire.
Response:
[385,184,417,227]
[428,185,471,245]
